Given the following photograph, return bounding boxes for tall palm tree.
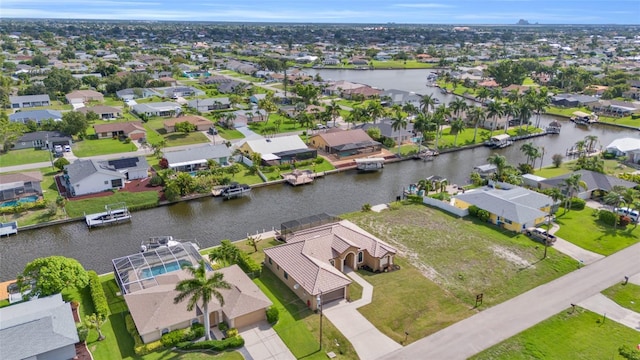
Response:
[391,111,408,155]
[486,101,504,136]
[489,88,503,102]
[433,104,450,149]
[325,101,341,128]
[449,98,468,120]
[174,260,231,341]
[604,185,628,230]
[467,106,486,143]
[544,187,564,259]
[419,94,437,114]
[450,118,466,146]
[487,154,508,180]
[584,135,598,153]
[476,87,490,105]
[367,100,384,124]
[561,174,587,213]
[520,142,537,167]
[517,101,533,130]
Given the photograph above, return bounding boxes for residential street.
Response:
[377,241,640,360]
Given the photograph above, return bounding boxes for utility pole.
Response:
[317,291,323,350]
[46,134,54,169]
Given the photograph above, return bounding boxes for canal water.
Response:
[1,70,637,281]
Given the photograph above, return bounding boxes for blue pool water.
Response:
[0,195,39,208]
[140,260,191,279]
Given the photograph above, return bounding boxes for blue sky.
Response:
[1,0,638,24]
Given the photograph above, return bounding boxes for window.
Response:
[329,259,335,266]
[104,180,109,185]
[358,252,363,263]
[192,319,199,325]
[284,272,288,280]
[268,257,272,265]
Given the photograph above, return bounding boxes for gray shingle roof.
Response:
[9,94,50,104]
[539,170,637,192]
[0,294,78,360]
[164,144,231,165]
[9,109,62,123]
[65,159,126,183]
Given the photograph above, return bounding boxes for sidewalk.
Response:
[323,269,402,360]
[548,224,604,265]
[578,293,640,331]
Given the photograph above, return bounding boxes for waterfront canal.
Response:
[1,70,637,280]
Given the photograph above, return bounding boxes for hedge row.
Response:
[125,314,150,355]
[0,199,47,215]
[237,251,261,276]
[88,271,109,318]
[160,323,205,348]
[177,336,244,351]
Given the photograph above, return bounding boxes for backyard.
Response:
[534,159,636,179]
[73,138,138,157]
[470,308,639,360]
[0,148,52,167]
[546,106,640,129]
[65,190,159,217]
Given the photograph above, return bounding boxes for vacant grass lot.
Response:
[216,127,245,140]
[345,205,576,308]
[471,308,639,360]
[73,138,138,157]
[164,132,210,147]
[534,159,635,179]
[0,148,51,167]
[247,113,305,134]
[602,283,640,313]
[554,208,640,255]
[65,190,159,217]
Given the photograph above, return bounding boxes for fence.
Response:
[422,197,468,217]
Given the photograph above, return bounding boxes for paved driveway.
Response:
[239,321,295,360]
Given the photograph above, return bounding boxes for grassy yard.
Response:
[554,207,640,255]
[343,204,577,309]
[255,269,358,360]
[164,132,210,147]
[602,283,640,313]
[534,159,635,179]
[73,138,138,157]
[546,106,639,129]
[65,190,159,218]
[216,127,245,140]
[0,148,52,167]
[471,308,639,360]
[370,60,435,69]
[247,113,305,135]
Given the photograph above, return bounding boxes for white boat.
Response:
[85,203,131,228]
[545,120,562,134]
[0,221,18,236]
[570,111,598,126]
[355,157,385,171]
[219,183,251,198]
[140,235,181,252]
[485,134,513,149]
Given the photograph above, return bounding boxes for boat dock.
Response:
[282,169,315,186]
[355,157,385,171]
[85,203,131,228]
[212,183,252,199]
[0,221,18,236]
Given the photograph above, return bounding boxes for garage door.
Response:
[234,310,266,329]
[322,288,344,305]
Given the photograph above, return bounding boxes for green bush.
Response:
[161,329,186,348]
[54,157,70,170]
[188,323,205,340]
[314,157,325,164]
[361,203,372,212]
[177,336,245,351]
[237,251,261,276]
[226,328,239,338]
[602,152,616,159]
[144,340,164,353]
[126,314,147,355]
[149,175,164,187]
[266,306,279,324]
[218,322,229,332]
[406,195,423,204]
[77,323,89,343]
[598,210,617,226]
[468,205,480,217]
[88,271,109,318]
[570,197,586,210]
[477,209,490,222]
[278,163,292,171]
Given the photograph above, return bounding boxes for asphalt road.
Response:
[377,241,640,360]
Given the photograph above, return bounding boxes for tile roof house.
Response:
[538,170,638,199]
[78,105,122,120]
[9,94,51,109]
[93,121,146,140]
[605,138,640,163]
[164,144,231,172]
[309,129,381,159]
[63,159,128,197]
[125,264,272,343]
[13,131,72,150]
[355,119,415,146]
[264,220,397,310]
[164,115,212,133]
[65,90,104,104]
[238,135,316,165]
[0,171,43,202]
[453,184,554,231]
[0,293,79,360]
[9,109,62,125]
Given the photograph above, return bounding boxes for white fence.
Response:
[422,197,469,217]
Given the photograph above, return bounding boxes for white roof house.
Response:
[605,138,640,162]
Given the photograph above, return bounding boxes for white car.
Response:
[63,145,71,152]
[614,207,639,222]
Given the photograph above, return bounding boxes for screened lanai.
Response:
[112,242,204,294]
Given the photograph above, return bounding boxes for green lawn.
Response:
[164,132,210,147]
[255,269,358,360]
[247,113,305,135]
[602,283,640,313]
[73,138,138,157]
[534,159,635,179]
[216,127,245,140]
[65,190,159,218]
[546,106,639,129]
[228,164,265,185]
[0,148,52,167]
[554,207,640,255]
[471,308,639,360]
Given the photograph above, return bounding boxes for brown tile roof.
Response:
[311,129,375,147]
[124,265,271,335]
[93,121,145,135]
[66,90,103,99]
[164,115,212,127]
[0,171,43,184]
[78,105,122,115]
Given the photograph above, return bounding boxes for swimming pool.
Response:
[139,260,192,279]
[0,195,39,208]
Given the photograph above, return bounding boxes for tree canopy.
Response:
[18,256,89,298]
[486,60,527,87]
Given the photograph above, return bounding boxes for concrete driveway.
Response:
[548,224,604,265]
[579,293,640,331]
[239,321,295,360]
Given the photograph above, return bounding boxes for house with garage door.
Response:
[263,220,397,310]
[114,244,272,343]
[93,121,146,140]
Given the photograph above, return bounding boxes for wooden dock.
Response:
[283,169,315,186]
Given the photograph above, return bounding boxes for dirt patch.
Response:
[490,245,534,269]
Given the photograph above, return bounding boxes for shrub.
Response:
[161,329,186,348]
[551,154,563,168]
[278,163,292,171]
[314,157,325,164]
[54,157,70,171]
[477,209,490,222]
[619,216,631,228]
[124,137,132,144]
[602,152,616,159]
[226,328,239,338]
[570,197,586,210]
[159,157,169,169]
[187,323,205,340]
[77,323,89,343]
[88,271,109,318]
[468,205,480,217]
[388,201,401,211]
[361,203,372,212]
[237,251,261,276]
[177,336,245,351]
[218,322,229,332]
[406,195,423,204]
[144,340,164,353]
[266,306,279,324]
[598,210,617,226]
[149,175,164,187]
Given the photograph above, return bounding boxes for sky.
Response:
[1,0,639,25]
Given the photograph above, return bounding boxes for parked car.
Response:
[53,145,63,153]
[524,227,557,245]
[315,124,327,130]
[614,207,639,223]
[208,126,218,135]
[63,145,71,152]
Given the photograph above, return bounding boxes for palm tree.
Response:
[520,142,541,167]
[391,111,408,155]
[487,154,508,180]
[325,100,341,128]
[486,101,504,136]
[476,87,490,105]
[489,88,503,102]
[433,104,450,149]
[174,259,231,341]
[467,106,486,143]
[419,94,436,114]
[561,174,587,213]
[518,100,533,130]
[367,100,384,124]
[449,98,468,120]
[450,118,466,146]
[544,187,564,259]
[584,135,598,153]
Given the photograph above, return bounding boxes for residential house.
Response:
[9,94,51,109]
[551,93,599,107]
[230,109,268,126]
[309,129,381,159]
[117,244,272,344]
[164,115,212,133]
[104,156,149,180]
[93,121,146,140]
[187,98,231,112]
[355,119,415,146]
[238,135,317,165]
[589,100,640,117]
[0,171,43,202]
[63,159,127,197]
[132,102,181,117]
[13,131,72,150]
[163,86,204,99]
[342,85,382,99]
[65,90,104,104]
[605,138,640,163]
[380,89,422,108]
[78,105,122,120]
[264,220,397,310]
[9,109,62,125]
[164,144,231,172]
[453,184,553,231]
[249,94,267,104]
[116,88,155,101]
[539,170,639,199]
[0,294,79,360]
[324,80,365,96]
